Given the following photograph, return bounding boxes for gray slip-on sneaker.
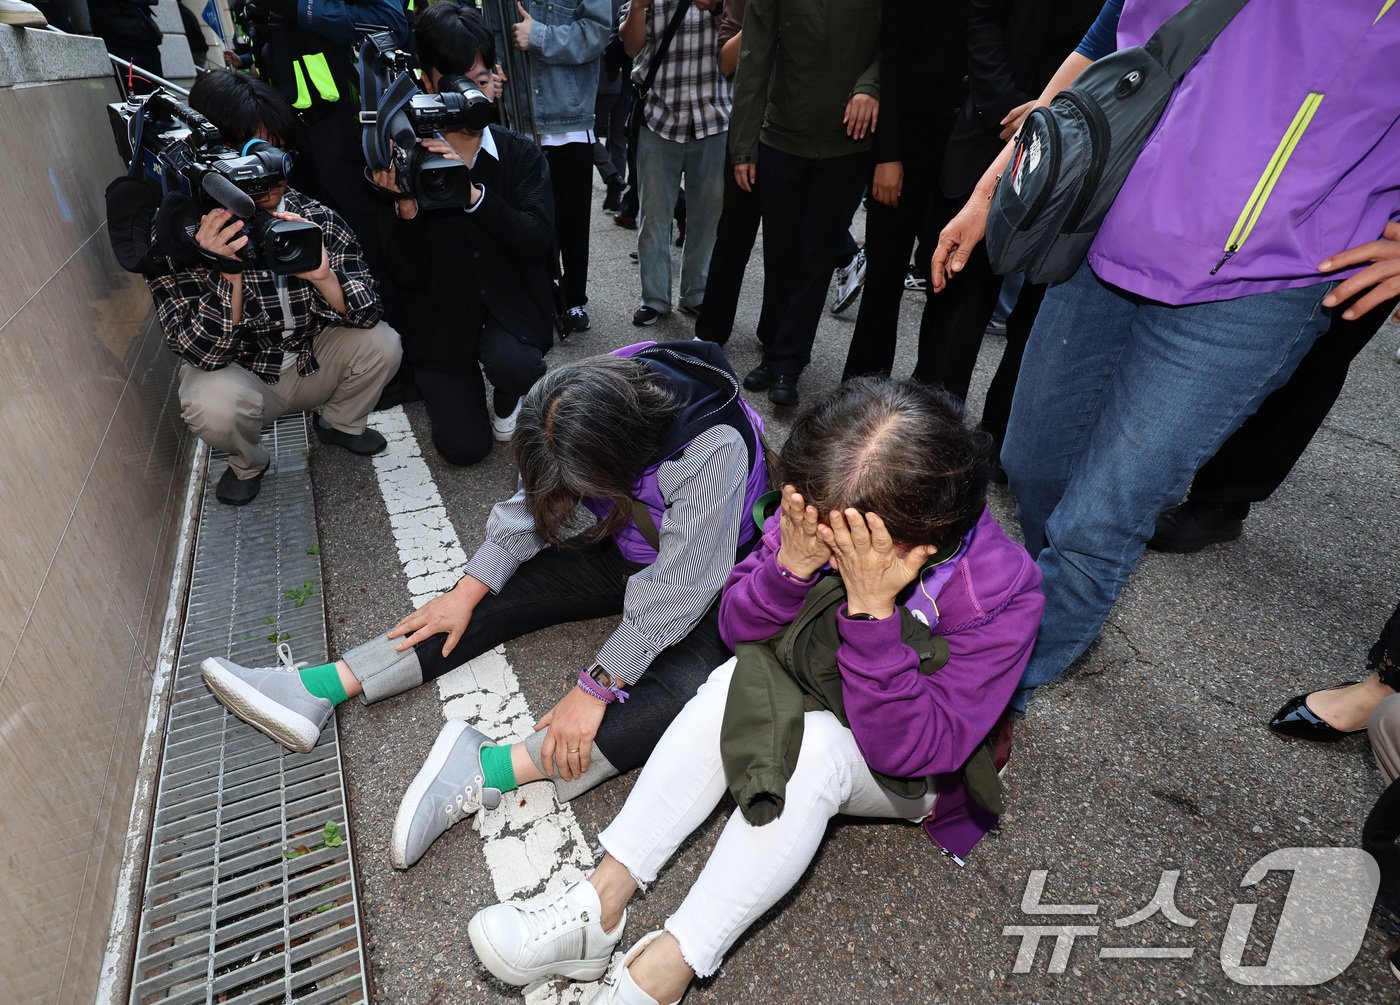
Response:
[391,719,502,870]
[200,645,333,753]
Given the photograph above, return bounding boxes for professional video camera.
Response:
[107,90,323,275]
[358,29,493,211]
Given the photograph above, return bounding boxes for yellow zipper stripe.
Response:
[1378,0,1396,24]
[1224,92,1325,255]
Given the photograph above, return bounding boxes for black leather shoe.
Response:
[1147,500,1245,553]
[742,364,772,391]
[1268,681,1365,742]
[768,373,799,408]
[215,464,266,506]
[314,416,388,456]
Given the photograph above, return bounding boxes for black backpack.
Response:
[984,0,1247,284]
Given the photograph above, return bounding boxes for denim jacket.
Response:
[524,0,613,134]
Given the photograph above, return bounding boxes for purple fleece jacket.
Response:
[719,508,1044,858]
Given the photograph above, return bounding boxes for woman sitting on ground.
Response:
[200,341,768,870]
[467,378,1045,1003]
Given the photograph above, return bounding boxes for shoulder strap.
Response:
[1145,0,1249,82]
[638,0,695,99]
[629,496,662,551]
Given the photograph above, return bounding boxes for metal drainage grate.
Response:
[129,414,369,1005]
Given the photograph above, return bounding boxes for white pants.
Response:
[597,658,937,978]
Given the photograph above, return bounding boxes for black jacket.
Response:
[382,126,557,374]
[940,0,1102,198]
[870,0,970,166]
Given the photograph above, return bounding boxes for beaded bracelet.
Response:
[577,667,630,704]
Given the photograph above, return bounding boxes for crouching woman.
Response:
[467,378,1045,1002]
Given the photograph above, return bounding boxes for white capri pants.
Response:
[598,658,938,977]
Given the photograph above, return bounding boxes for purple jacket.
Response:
[719,508,1045,859]
[1088,0,1400,306]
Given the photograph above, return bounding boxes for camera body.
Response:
[109,90,323,275]
[358,31,492,211]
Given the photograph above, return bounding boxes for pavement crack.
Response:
[1321,420,1400,458]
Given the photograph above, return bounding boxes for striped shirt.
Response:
[463,425,750,685]
[623,0,732,143]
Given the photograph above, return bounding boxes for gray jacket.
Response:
[522,0,612,134]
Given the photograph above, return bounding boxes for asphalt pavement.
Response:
[308,184,1400,1004]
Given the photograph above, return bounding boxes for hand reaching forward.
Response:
[819,509,933,621]
[1320,221,1400,322]
[388,576,489,655]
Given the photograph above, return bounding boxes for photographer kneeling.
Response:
[148,70,401,505]
[372,4,555,463]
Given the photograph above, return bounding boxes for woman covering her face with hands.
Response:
[468,378,1046,1005]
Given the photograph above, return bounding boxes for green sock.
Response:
[298,663,349,705]
[479,743,518,793]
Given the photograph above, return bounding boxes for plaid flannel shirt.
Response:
[624,0,732,143]
[147,189,382,384]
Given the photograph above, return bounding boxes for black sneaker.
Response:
[743,363,772,391]
[1147,500,1246,553]
[314,416,388,456]
[632,305,662,326]
[215,464,267,506]
[561,306,590,337]
[768,373,799,408]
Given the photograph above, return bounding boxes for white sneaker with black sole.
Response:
[468,879,625,986]
[200,644,332,753]
[830,247,867,314]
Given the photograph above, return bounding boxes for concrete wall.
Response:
[0,25,192,1005]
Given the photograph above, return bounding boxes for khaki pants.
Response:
[179,322,402,478]
[1371,694,1400,784]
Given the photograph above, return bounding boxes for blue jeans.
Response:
[1003,264,1333,710]
[636,126,726,313]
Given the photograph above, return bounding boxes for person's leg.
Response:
[593,91,621,183]
[545,142,595,309]
[477,321,548,406]
[910,238,1001,399]
[415,367,493,466]
[178,362,275,478]
[676,131,727,311]
[636,126,685,313]
[752,143,807,363]
[1013,280,1334,709]
[1371,690,1400,785]
[979,281,1047,449]
[610,87,632,182]
[695,146,762,345]
[843,171,923,379]
[280,321,402,435]
[1279,600,1400,735]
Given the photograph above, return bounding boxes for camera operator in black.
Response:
[371,4,555,466]
[147,70,402,506]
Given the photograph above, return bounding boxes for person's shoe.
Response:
[0,0,47,26]
[903,268,929,294]
[391,719,502,869]
[492,397,522,442]
[373,375,423,411]
[215,464,267,506]
[768,373,799,408]
[1268,682,1366,742]
[633,305,663,327]
[1147,500,1245,553]
[314,416,388,456]
[985,318,1008,337]
[614,212,637,230]
[830,248,867,315]
[742,363,772,391]
[594,931,684,1005]
[561,306,591,337]
[468,879,625,986]
[200,646,332,753]
[603,177,624,212]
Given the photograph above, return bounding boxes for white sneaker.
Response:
[830,247,867,314]
[468,879,625,986]
[491,397,522,442]
[594,931,685,1005]
[0,0,47,26]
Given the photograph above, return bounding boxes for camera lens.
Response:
[272,233,300,265]
[419,166,456,201]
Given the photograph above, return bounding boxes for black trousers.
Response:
[415,323,546,466]
[1186,296,1398,515]
[545,142,595,309]
[754,144,870,377]
[695,147,762,345]
[981,281,1047,449]
[409,538,730,771]
[593,87,631,183]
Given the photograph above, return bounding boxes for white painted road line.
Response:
[369,407,608,1005]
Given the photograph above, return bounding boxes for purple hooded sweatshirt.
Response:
[719,507,1045,859]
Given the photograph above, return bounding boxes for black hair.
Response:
[779,378,991,548]
[187,69,303,152]
[511,357,685,546]
[416,2,497,79]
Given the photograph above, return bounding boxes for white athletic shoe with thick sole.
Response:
[200,644,332,753]
[594,931,685,1005]
[468,879,625,986]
